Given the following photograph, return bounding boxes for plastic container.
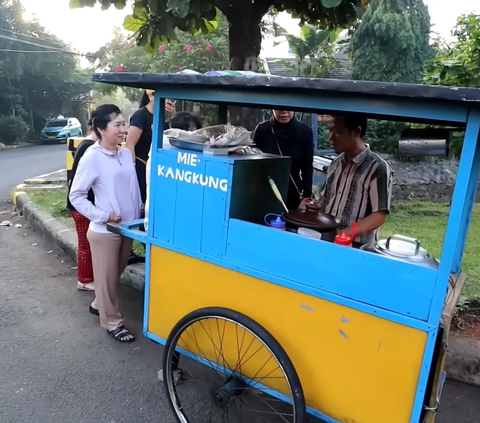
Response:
[297,227,322,240]
[334,232,353,247]
[264,214,286,231]
[334,222,358,247]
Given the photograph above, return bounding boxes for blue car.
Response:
[40,116,83,144]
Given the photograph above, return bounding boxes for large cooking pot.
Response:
[282,203,340,242]
[360,234,439,269]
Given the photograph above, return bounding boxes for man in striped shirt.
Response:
[320,113,393,246]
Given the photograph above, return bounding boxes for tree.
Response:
[350,0,432,83]
[70,0,366,72]
[423,14,480,158]
[0,0,92,142]
[347,0,432,154]
[424,14,480,88]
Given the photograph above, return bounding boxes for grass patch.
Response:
[383,202,480,299]
[27,189,480,298]
[28,188,73,228]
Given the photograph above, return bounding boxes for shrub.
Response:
[0,115,29,145]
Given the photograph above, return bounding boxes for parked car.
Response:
[40,117,82,144]
[313,149,336,187]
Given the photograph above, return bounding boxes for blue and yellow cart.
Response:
[93,72,480,423]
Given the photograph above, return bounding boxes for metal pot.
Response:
[360,234,439,269]
[282,204,340,242]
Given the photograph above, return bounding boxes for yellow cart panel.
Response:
[148,246,428,423]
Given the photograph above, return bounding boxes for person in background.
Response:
[253,110,314,209]
[144,112,202,232]
[69,104,143,343]
[126,90,176,204]
[320,113,393,247]
[67,115,99,291]
[126,90,175,264]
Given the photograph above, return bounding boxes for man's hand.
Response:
[107,213,122,223]
[298,198,311,210]
[165,100,176,118]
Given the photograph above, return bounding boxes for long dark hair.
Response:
[139,91,151,108]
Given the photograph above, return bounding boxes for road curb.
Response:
[11,192,480,387]
[14,192,144,292]
[0,142,38,150]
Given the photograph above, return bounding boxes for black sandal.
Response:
[108,325,135,343]
[89,306,99,316]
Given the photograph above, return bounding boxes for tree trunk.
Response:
[228,17,263,72]
[220,2,270,130]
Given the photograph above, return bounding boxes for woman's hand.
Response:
[165,100,176,118]
[107,213,122,223]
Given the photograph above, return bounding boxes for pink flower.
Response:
[115,65,124,73]
[205,44,213,52]
[183,44,194,52]
[158,45,166,53]
[174,66,181,71]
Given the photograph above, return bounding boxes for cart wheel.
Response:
[163,307,305,423]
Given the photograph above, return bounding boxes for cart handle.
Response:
[106,219,149,244]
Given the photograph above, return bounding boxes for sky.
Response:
[20,0,480,56]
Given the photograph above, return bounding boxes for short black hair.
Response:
[92,104,121,138]
[335,113,368,137]
[170,112,202,131]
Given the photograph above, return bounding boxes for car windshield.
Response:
[46,120,67,128]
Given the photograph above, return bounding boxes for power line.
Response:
[0,48,63,53]
[0,33,97,58]
[0,27,67,49]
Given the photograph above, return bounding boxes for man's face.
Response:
[329,116,357,154]
[273,110,294,124]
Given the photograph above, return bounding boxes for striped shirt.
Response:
[322,146,393,245]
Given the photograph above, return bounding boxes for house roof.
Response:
[263,49,352,79]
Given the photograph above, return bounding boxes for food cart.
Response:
[93,72,480,423]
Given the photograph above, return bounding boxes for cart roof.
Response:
[92,72,480,104]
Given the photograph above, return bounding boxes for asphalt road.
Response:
[0,144,65,199]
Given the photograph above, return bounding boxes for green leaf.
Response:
[69,0,82,8]
[124,15,146,32]
[132,4,148,18]
[321,0,342,8]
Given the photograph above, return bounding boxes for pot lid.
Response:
[283,208,339,231]
[362,234,439,268]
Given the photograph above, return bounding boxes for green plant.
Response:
[364,120,404,155]
[280,24,341,77]
[425,14,480,87]
[453,295,472,330]
[91,18,229,103]
[0,115,29,145]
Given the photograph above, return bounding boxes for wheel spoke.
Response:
[163,310,304,423]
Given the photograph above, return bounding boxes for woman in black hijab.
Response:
[252,110,314,209]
